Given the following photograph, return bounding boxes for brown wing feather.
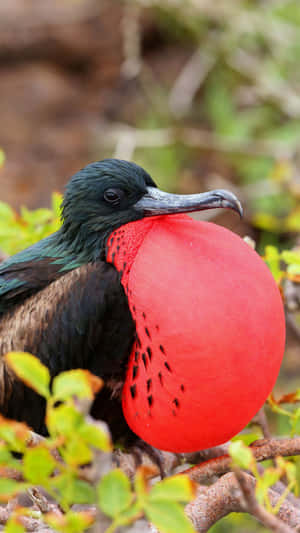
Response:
[0,261,135,435]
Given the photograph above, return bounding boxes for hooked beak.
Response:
[134,187,243,218]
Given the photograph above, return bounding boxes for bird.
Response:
[0,159,285,454]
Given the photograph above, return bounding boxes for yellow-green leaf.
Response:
[0,479,28,502]
[5,352,50,399]
[63,438,92,467]
[52,369,102,401]
[0,149,5,168]
[264,245,283,282]
[4,517,25,533]
[149,475,195,503]
[229,440,254,470]
[78,422,111,452]
[23,446,56,484]
[45,510,94,533]
[145,501,195,533]
[47,403,84,437]
[0,416,30,452]
[51,475,96,505]
[98,469,132,518]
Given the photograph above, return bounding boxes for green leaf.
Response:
[229,440,254,470]
[0,149,5,168]
[281,250,300,265]
[115,502,142,527]
[0,201,15,222]
[23,446,56,484]
[145,501,195,533]
[266,121,300,146]
[256,468,282,504]
[47,403,84,437]
[264,245,283,282]
[78,422,111,452]
[0,479,28,501]
[281,250,300,275]
[45,510,94,533]
[52,369,102,401]
[98,469,132,518]
[286,208,300,232]
[231,432,261,446]
[5,352,50,399]
[51,192,63,218]
[63,438,93,467]
[4,517,25,533]
[0,444,21,469]
[51,475,96,506]
[149,475,195,503]
[0,417,30,452]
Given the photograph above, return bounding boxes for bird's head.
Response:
[60,159,242,260]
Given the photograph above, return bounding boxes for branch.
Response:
[186,471,300,533]
[185,438,300,483]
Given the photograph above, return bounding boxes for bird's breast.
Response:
[106,215,285,453]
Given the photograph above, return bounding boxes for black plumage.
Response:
[0,159,154,444]
[0,159,242,445]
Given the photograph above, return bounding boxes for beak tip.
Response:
[237,202,243,219]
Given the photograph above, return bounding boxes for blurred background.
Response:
[0,0,300,530]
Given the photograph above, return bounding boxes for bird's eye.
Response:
[103,188,122,206]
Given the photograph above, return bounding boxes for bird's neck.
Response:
[50,223,108,267]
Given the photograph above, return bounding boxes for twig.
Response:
[121,3,142,79]
[234,467,295,533]
[169,45,216,118]
[252,407,272,439]
[186,471,300,532]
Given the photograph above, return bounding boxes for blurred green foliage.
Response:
[0,353,196,533]
[0,193,62,256]
[124,0,300,250]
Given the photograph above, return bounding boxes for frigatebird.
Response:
[0,159,243,448]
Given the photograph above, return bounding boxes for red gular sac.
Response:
[106,215,285,453]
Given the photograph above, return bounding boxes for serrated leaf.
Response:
[23,446,56,484]
[52,369,102,401]
[5,352,50,399]
[98,469,132,518]
[145,500,195,533]
[229,440,254,470]
[149,475,195,503]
